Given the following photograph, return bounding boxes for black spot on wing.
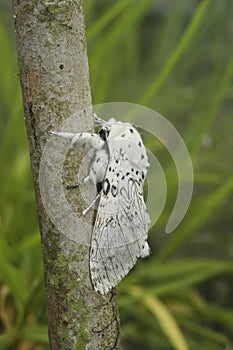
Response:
[111,185,118,197]
[103,178,110,195]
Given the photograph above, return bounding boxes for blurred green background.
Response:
[1,0,233,349]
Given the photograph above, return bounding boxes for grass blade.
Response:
[139,0,211,105]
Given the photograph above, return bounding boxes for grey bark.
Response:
[12,1,121,349]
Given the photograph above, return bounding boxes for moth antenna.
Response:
[94,113,108,127]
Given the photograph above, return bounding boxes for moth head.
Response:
[99,126,110,141]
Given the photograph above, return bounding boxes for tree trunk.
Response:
[12,1,121,349]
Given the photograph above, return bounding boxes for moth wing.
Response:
[90,158,150,295]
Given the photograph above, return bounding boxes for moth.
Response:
[52,115,151,294]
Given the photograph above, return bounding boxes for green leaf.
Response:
[145,295,189,350]
[90,0,158,76]
[139,0,211,105]
[20,325,49,343]
[0,224,29,309]
[87,0,133,40]
[157,177,233,260]
[129,287,189,350]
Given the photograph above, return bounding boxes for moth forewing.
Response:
[90,119,151,294]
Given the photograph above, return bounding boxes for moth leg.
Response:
[66,184,79,189]
[94,113,103,125]
[66,175,91,190]
[82,191,102,216]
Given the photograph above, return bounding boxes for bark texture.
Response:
[12,1,121,349]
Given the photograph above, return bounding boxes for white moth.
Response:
[52,116,151,294]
